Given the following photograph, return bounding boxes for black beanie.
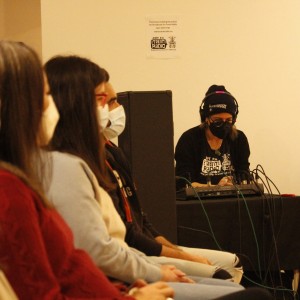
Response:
[200,85,238,122]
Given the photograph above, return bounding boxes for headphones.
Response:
[199,91,239,123]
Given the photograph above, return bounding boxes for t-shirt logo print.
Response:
[201,154,231,176]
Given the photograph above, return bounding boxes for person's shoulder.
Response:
[0,162,38,208]
[178,126,205,142]
[105,141,120,156]
[51,151,95,181]
[230,129,249,147]
[236,129,248,140]
[52,151,89,169]
[105,140,117,148]
[0,165,22,186]
[180,125,202,136]
[0,162,30,188]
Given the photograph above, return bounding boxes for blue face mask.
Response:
[209,121,232,139]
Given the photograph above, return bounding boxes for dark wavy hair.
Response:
[44,55,112,190]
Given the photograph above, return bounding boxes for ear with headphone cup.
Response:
[199,99,206,123]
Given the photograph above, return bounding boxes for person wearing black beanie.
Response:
[175,84,250,187]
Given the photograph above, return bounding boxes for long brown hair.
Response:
[44,55,112,190]
[0,41,50,206]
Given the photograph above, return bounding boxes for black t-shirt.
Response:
[175,126,250,186]
[199,138,232,184]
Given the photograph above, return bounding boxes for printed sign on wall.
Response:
[146,15,180,59]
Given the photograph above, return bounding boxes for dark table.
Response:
[176,194,300,272]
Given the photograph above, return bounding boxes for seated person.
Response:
[175,85,250,188]
[44,54,246,300]
[101,76,243,283]
[0,40,173,300]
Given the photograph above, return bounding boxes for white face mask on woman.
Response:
[41,95,60,145]
[103,105,126,140]
[97,104,109,130]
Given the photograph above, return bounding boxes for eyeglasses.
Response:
[209,117,233,128]
[95,93,108,105]
[107,97,118,107]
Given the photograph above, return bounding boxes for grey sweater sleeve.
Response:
[47,152,162,284]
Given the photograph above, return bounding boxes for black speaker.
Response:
[117,90,177,242]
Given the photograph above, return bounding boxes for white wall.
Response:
[41,0,300,195]
[0,1,4,38]
[0,0,42,56]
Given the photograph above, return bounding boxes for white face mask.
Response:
[97,104,109,131]
[41,95,60,145]
[103,105,126,140]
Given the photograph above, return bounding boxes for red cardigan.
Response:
[0,168,134,300]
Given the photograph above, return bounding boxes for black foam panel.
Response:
[118,90,177,242]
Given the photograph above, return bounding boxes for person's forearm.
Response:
[155,236,179,250]
[160,245,211,265]
[160,245,190,259]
